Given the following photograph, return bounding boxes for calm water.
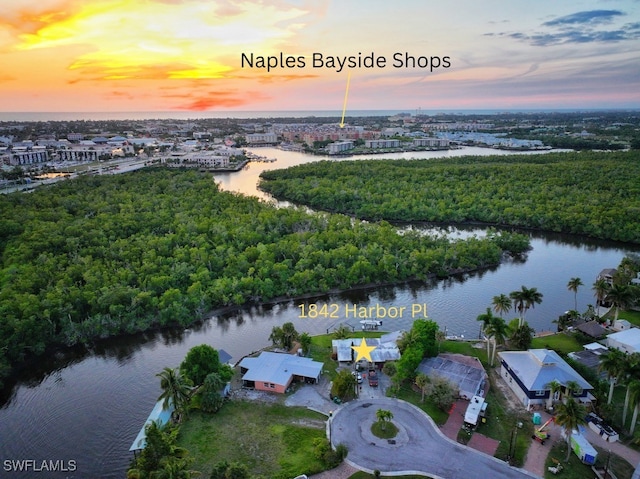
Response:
[0,147,636,478]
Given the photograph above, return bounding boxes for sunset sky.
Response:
[0,0,639,112]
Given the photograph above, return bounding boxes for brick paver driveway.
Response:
[330,398,540,479]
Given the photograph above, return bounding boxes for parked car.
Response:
[351,371,363,383]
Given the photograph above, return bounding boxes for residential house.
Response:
[597,268,617,286]
[606,328,640,354]
[416,353,487,400]
[238,351,323,394]
[332,331,402,367]
[498,349,593,409]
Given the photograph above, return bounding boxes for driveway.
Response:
[330,398,540,479]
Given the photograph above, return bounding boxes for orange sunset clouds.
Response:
[0,0,638,112]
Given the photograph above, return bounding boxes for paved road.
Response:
[330,398,540,479]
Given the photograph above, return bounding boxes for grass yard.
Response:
[531,332,583,355]
[177,401,328,479]
[440,340,489,366]
[544,441,634,479]
[474,372,533,466]
[388,383,449,425]
[611,309,640,327]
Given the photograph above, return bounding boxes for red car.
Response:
[368,369,378,387]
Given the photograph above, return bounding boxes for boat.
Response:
[360,319,383,330]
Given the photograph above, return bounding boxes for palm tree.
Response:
[510,286,543,327]
[415,373,430,403]
[599,348,626,404]
[476,308,496,359]
[509,322,535,351]
[555,398,587,462]
[622,353,640,425]
[397,328,418,353]
[435,330,446,353]
[486,316,508,366]
[606,284,635,323]
[509,288,526,326]
[157,367,192,421]
[628,379,640,435]
[564,380,582,400]
[492,294,512,318]
[592,278,610,318]
[544,380,563,410]
[151,456,199,479]
[299,332,312,357]
[376,409,394,431]
[567,277,583,312]
[332,324,352,340]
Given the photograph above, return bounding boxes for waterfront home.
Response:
[498,349,593,409]
[238,351,323,394]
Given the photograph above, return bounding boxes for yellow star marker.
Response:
[351,338,377,362]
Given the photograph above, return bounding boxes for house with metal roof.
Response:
[332,332,402,365]
[606,328,640,354]
[238,351,323,394]
[498,349,593,409]
[129,399,174,453]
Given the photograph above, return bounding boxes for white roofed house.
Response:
[498,349,593,410]
[606,328,640,354]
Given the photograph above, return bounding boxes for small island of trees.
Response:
[259,150,640,243]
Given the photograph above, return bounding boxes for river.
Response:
[0,147,637,478]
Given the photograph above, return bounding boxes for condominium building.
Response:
[4,149,49,166]
[365,139,401,148]
[328,141,354,155]
[412,138,450,147]
[245,132,278,144]
[58,149,100,162]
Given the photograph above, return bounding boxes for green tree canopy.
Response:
[180,344,221,387]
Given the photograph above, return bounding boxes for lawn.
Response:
[388,383,449,425]
[611,309,640,327]
[531,332,583,355]
[440,340,489,366]
[473,372,534,467]
[544,441,634,479]
[177,401,328,479]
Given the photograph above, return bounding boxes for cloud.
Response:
[5,1,318,82]
[166,90,269,110]
[542,10,624,27]
[490,9,640,46]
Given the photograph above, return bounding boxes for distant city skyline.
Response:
[1,0,639,112]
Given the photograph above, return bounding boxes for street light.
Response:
[508,421,523,465]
